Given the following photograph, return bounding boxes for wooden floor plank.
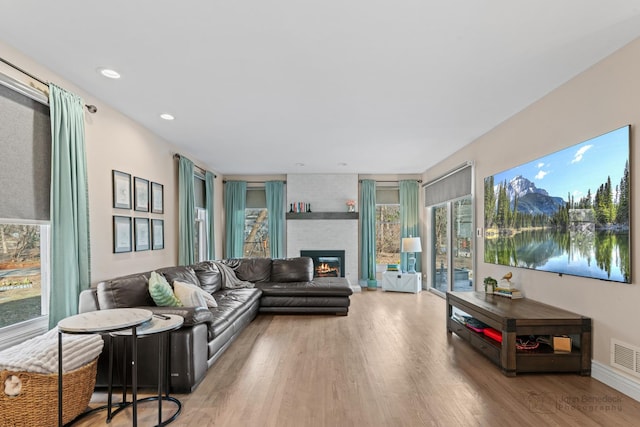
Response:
[74,290,640,426]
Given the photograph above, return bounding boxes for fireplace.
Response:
[300,250,345,278]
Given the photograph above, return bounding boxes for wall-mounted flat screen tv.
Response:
[484,125,631,283]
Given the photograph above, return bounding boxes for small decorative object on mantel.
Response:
[346,200,356,212]
[289,202,311,213]
[483,276,497,294]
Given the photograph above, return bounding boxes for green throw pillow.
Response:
[149,271,182,307]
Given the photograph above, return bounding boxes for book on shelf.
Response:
[493,287,523,299]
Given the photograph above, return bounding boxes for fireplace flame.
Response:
[316,262,339,276]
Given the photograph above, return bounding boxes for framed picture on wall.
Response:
[112,170,131,209]
[151,182,164,214]
[113,216,132,253]
[152,219,164,250]
[134,217,150,251]
[134,177,149,212]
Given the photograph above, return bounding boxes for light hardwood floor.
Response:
[75,290,640,426]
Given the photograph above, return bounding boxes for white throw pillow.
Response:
[173,280,218,308]
[173,281,207,308]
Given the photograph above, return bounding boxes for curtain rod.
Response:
[173,153,216,177]
[359,179,422,183]
[222,180,287,184]
[0,56,98,114]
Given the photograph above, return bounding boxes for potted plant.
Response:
[483,276,497,294]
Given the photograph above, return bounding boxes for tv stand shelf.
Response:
[446,291,591,376]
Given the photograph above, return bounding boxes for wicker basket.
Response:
[0,358,98,427]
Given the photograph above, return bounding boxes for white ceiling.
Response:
[1,1,640,175]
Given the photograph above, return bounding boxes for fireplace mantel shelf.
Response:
[286,212,359,220]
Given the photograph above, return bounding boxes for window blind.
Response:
[0,79,51,220]
[424,164,472,207]
[194,175,205,208]
[376,187,399,204]
[246,188,266,208]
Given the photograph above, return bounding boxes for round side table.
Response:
[110,314,184,426]
[57,308,152,427]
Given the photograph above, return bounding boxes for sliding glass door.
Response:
[452,197,473,291]
[429,196,474,294]
[432,204,449,293]
[425,163,474,295]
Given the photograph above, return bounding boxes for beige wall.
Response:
[422,37,640,371]
[0,41,223,284]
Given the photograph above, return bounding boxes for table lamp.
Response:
[401,236,422,274]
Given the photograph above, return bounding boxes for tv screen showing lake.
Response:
[484,125,631,283]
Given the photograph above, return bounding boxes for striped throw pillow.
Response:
[149,271,182,307]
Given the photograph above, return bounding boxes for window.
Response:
[0,74,51,349]
[376,204,400,265]
[244,208,269,257]
[0,223,48,328]
[375,186,401,265]
[430,197,474,293]
[244,188,269,258]
[0,222,50,350]
[193,175,210,262]
[194,207,207,262]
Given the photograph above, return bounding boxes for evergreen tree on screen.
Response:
[484,176,496,228]
[615,160,630,225]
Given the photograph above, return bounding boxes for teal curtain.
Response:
[178,157,195,265]
[205,171,216,260]
[360,179,376,284]
[224,181,247,258]
[48,84,90,328]
[265,181,285,258]
[400,180,421,273]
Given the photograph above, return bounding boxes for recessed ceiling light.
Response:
[160,113,175,121]
[98,68,121,79]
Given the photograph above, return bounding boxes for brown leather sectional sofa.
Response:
[78,257,352,393]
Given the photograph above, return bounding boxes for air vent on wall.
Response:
[611,339,640,378]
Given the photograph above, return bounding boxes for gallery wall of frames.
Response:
[112,169,165,253]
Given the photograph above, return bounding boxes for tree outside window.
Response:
[376,204,401,265]
[0,224,46,329]
[244,208,269,258]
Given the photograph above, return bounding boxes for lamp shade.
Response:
[401,237,422,253]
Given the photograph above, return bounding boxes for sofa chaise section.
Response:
[225,257,353,315]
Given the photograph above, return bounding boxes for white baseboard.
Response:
[591,360,640,402]
[347,278,361,292]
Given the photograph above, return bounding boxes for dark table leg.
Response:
[132,325,138,427]
[58,330,63,427]
[107,335,114,422]
[158,333,164,426]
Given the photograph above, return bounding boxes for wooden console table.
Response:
[446,291,591,376]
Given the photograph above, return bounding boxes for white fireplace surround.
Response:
[286,174,361,292]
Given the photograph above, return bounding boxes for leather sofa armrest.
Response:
[142,306,214,326]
